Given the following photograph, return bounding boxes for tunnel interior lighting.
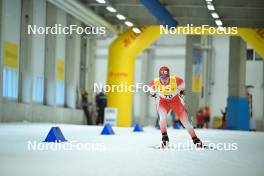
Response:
[211,12,219,18]
[96,0,106,4]
[106,6,116,13]
[132,27,141,34]
[215,19,223,26]
[125,21,133,27]
[116,14,126,20]
[207,4,215,11]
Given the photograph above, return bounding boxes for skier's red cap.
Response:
[159,66,170,80]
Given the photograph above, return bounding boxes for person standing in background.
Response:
[221,107,227,129]
[246,85,255,131]
[96,91,107,125]
[81,91,92,125]
[196,109,204,128]
[246,86,253,119]
[203,106,211,129]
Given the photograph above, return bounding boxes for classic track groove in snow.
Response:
[0,123,263,176]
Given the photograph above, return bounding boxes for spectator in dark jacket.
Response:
[81,91,92,125]
[96,91,107,125]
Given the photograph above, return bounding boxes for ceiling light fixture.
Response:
[125,21,133,27]
[132,27,141,34]
[211,12,219,18]
[116,14,126,20]
[215,19,223,26]
[106,6,116,13]
[95,0,106,4]
[207,3,215,11]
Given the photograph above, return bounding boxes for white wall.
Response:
[94,57,108,86]
[246,61,263,121]
[94,37,115,87]
[209,36,230,118]
[133,55,144,119]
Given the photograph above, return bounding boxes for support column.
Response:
[138,51,150,125]
[20,0,46,104]
[0,0,2,121]
[227,36,249,130]
[31,0,46,103]
[143,49,155,125]
[1,0,21,100]
[20,0,33,103]
[85,37,96,102]
[263,61,264,131]
[79,33,87,92]
[185,35,202,123]
[65,15,81,108]
[79,36,95,110]
[200,36,213,107]
[44,3,56,106]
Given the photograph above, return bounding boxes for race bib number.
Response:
[164,94,173,99]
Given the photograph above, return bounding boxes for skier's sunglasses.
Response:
[159,70,169,74]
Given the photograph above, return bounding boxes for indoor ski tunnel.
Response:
[0,0,264,176]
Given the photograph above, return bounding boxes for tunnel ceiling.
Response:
[80,0,264,28]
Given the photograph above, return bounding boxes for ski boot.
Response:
[161,132,169,148]
[192,136,203,148]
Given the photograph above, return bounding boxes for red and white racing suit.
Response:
[149,76,197,139]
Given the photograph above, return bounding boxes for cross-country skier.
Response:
[149,66,203,148]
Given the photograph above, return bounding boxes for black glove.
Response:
[151,93,157,98]
[180,90,185,95]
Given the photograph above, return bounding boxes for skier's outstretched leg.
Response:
[157,101,169,147]
[171,100,203,147]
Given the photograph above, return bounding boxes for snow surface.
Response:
[0,123,263,176]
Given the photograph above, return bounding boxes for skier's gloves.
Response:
[180,90,185,95]
[151,93,157,98]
